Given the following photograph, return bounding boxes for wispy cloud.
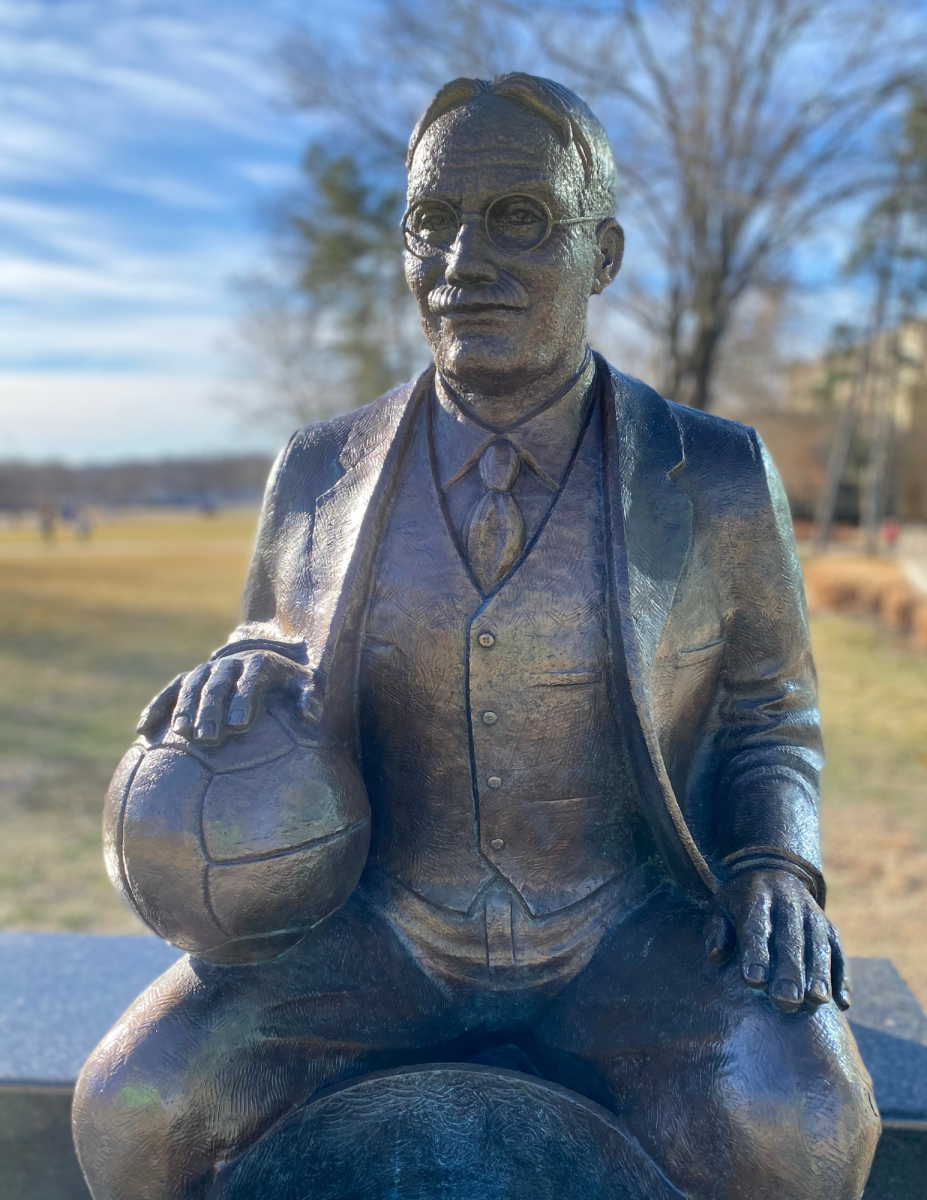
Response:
[0,0,344,458]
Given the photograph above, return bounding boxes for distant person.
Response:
[882,517,900,551]
[38,503,56,543]
[75,510,93,541]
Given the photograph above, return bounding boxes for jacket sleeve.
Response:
[709,430,825,900]
[209,422,345,666]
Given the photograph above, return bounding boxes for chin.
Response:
[435,332,524,382]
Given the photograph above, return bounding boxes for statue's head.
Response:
[404,74,623,392]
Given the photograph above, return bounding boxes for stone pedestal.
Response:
[0,933,180,1200]
[843,958,927,1199]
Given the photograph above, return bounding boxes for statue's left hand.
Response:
[703,869,849,1013]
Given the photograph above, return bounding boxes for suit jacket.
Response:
[215,356,825,903]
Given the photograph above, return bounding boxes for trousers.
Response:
[73,883,879,1200]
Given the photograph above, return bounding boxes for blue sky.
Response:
[0,0,349,461]
[1,1,918,462]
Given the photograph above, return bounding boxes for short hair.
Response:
[407,73,617,215]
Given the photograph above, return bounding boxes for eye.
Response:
[501,205,541,228]
[418,211,451,232]
[486,195,550,252]
[409,202,457,239]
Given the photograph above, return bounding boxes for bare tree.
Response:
[234,0,916,423]
[814,82,927,548]
[526,0,913,407]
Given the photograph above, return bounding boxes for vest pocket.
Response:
[526,794,603,807]
[527,669,602,686]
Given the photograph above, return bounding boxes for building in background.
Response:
[720,318,927,527]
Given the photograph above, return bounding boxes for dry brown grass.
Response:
[800,555,927,1003]
[810,613,927,1007]
[0,510,254,932]
[914,601,927,653]
[803,554,905,616]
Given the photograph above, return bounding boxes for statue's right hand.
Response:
[136,651,319,746]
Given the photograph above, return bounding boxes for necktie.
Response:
[465,439,525,591]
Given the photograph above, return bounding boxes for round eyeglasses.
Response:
[401,193,611,259]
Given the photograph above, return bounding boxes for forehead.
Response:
[408,96,584,204]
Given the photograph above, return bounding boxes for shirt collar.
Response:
[433,351,596,491]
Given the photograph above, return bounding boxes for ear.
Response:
[591,220,624,295]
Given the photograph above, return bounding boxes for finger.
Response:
[805,907,832,1006]
[829,925,851,1010]
[296,675,323,726]
[226,654,277,730]
[769,896,806,1013]
[704,907,737,965]
[138,674,184,733]
[738,887,772,989]
[194,658,242,744]
[170,663,211,739]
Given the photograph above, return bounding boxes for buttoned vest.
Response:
[358,394,649,916]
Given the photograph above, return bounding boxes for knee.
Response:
[73,962,225,1200]
[74,1014,208,1200]
[718,1007,881,1200]
[73,960,317,1200]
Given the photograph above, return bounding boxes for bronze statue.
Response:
[74,75,880,1199]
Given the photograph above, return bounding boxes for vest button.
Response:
[490,838,505,852]
[481,711,498,726]
[487,776,502,789]
[477,632,495,648]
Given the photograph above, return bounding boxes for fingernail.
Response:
[772,980,801,1003]
[810,979,829,1002]
[744,963,766,984]
[228,706,248,726]
[196,720,217,741]
[171,716,189,734]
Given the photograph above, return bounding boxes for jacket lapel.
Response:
[607,364,692,680]
[601,360,717,896]
[308,372,430,685]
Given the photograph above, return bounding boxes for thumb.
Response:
[704,906,737,965]
[296,671,324,726]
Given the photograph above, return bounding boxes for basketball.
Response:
[103,704,371,964]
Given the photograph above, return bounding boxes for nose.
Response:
[444,220,498,286]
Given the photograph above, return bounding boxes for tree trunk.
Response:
[675,317,724,410]
[813,276,889,551]
[861,333,899,554]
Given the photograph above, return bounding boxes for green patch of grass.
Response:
[812,613,927,832]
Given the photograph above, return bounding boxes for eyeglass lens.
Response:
[405,194,552,255]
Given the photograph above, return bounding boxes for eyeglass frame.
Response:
[401,191,612,260]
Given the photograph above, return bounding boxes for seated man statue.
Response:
[74,74,880,1199]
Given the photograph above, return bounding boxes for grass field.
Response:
[0,511,924,1004]
[0,510,254,935]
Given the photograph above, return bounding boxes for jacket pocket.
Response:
[675,638,725,669]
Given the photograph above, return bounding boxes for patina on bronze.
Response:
[74,75,880,1199]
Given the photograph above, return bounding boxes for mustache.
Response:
[427,277,529,315]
